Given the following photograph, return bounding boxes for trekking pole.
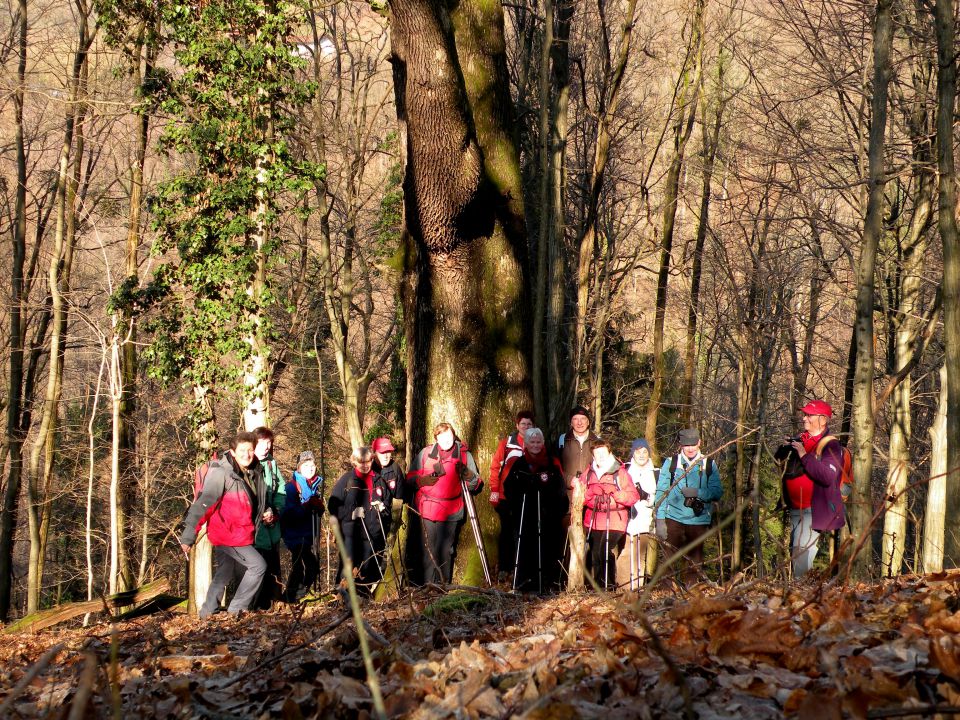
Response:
[536,490,542,594]
[460,477,492,585]
[372,501,402,589]
[353,507,384,579]
[325,520,332,591]
[512,493,527,592]
[629,533,635,591]
[604,495,611,590]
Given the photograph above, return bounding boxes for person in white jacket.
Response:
[617,438,658,589]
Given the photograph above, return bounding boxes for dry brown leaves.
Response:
[2,571,960,718]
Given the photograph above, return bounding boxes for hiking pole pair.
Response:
[352,506,385,579]
[512,488,544,593]
[370,500,403,588]
[460,477,492,585]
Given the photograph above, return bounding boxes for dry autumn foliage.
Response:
[3,570,960,718]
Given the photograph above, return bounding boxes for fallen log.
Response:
[4,579,172,634]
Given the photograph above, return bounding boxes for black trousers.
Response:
[421,518,462,584]
[252,545,282,609]
[495,503,514,575]
[588,529,625,591]
[285,543,319,601]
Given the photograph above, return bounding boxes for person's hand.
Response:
[308,495,325,511]
[180,543,191,558]
[489,491,500,506]
[655,520,667,541]
[432,462,446,477]
[262,508,276,526]
[790,440,806,458]
[370,500,386,512]
[680,487,699,499]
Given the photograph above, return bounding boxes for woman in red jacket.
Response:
[580,440,640,591]
[406,423,482,584]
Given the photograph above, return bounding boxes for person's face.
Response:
[254,438,272,460]
[633,446,650,464]
[299,459,317,478]
[376,450,392,466]
[517,418,534,434]
[681,443,700,460]
[802,413,828,435]
[353,455,373,473]
[233,442,255,469]
[571,413,590,434]
[436,429,455,451]
[526,434,544,454]
[592,446,610,465]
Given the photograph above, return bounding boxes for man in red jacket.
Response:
[180,431,267,619]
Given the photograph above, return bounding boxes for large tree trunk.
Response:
[0,0,29,622]
[391,0,530,584]
[935,0,960,567]
[848,0,892,579]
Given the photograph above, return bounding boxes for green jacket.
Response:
[255,457,285,550]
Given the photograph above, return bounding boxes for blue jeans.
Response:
[790,509,820,577]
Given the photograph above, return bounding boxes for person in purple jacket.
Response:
[787,400,846,571]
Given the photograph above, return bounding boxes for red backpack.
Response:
[815,436,853,501]
[193,451,220,500]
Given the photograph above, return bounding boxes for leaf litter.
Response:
[3,571,960,718]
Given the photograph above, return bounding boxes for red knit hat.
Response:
[800,400,833,418]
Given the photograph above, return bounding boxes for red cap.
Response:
[372,437,395,453]
[800,400,833,418]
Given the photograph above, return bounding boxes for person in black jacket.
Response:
[501,428,568,593]
[328,446,397,595]
[281,451,325,602]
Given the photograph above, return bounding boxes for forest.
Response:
[3,0,960,716]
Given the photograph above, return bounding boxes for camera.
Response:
[684,496,706,516]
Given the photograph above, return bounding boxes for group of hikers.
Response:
[178,401,848,619]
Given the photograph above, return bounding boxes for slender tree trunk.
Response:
[882,110,934,576]
[924,364,948,572]
[680,70,725,428]
[848,0,892,579]
[0,0,29,622]
[573,0,640,392]
[645,0,704,460]
[188,386,216,616]
[935,0,960,567]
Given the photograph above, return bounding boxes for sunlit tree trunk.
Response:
[924,364,947,572]
[935,0,960,567]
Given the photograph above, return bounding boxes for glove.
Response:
[418,472,440,487]
[370,500,386,512]
[351,506,366,520]
[432,462,446,477]
[489,491,500,506]
[308,495,325,511]
[655,519,667,541]
[539,472,550,484]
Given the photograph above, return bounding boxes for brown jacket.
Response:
[557,429,600,489]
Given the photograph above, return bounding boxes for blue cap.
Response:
[630,438,650,455]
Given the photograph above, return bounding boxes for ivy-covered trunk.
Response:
[390,0,531,584]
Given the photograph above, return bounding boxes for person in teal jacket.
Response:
[251,426,285,609]
[654,428,722,586]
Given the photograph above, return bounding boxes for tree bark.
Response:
[935,0,960,567]
[390,0,530,584]
[924,364,948,572]
[0,0,29,622]
[848,0,892,579]
[645,0,704,460]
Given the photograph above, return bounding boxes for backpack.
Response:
[814,435,854,501]
[193,451,220,500]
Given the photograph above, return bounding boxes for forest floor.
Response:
[2,570,960,719]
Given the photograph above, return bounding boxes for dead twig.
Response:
[67,652,99,720]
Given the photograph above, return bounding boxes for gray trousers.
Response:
[201,545,267,618]
[790,509,820,577]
